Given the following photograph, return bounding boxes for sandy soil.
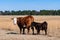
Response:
[0,15,60,40]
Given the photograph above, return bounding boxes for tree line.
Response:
[0,10,60,15]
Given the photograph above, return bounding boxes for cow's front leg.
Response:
[20,27,22,34]
[23,27,25,34]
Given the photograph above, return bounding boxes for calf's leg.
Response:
[45,29,47,35]
[37,29,40,34]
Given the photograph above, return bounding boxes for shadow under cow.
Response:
[6,32,19,34]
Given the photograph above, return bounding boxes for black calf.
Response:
[31,21,48,35]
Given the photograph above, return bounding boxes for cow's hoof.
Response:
[37,33,40,35]
[23,33,25,34]
[45,33,47,35]
[32,33,35,35]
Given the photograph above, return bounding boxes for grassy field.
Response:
[0,15,60,40]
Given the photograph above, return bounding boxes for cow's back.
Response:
[24,15,34,27]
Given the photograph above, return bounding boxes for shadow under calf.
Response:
[31,21,48,35]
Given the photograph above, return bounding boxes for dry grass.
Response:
[0,15,60,40]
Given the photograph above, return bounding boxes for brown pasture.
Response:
[0,15,60,40]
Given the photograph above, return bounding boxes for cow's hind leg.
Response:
[27,27,30,34]
[31,27,34,34]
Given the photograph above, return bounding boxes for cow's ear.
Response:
[11,18,13,20]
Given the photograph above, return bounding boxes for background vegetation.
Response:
[0,10,60,15]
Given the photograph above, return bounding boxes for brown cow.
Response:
[12,15,34,34]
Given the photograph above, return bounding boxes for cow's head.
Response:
[11,17,17,25]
